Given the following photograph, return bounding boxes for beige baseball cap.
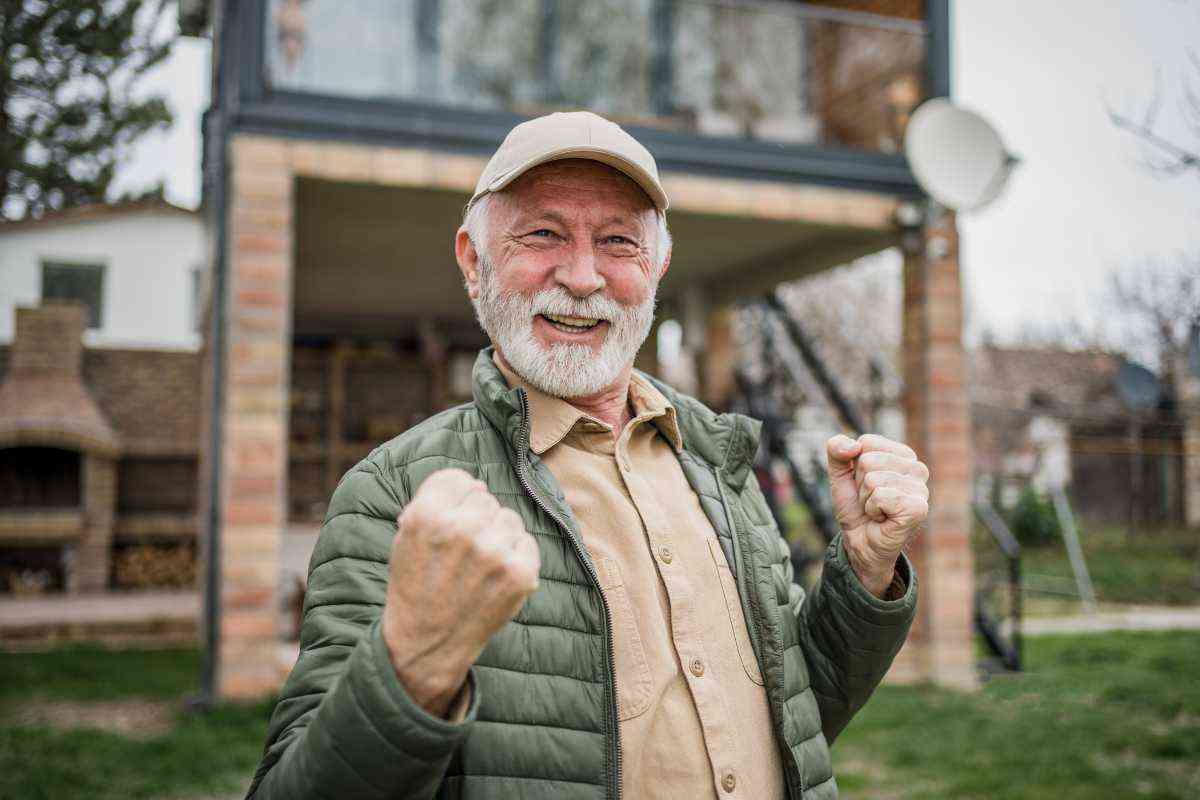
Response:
[469,111,669,211]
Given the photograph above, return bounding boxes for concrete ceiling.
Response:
[292,178,897,336]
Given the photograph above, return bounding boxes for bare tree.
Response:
[1108,45,1200,178]
[1103,253,1200,397]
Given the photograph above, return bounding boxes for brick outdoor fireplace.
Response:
[0,303,120,593]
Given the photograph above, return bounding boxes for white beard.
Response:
[471,254,657,398]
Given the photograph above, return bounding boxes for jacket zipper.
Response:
[513,388,623,800]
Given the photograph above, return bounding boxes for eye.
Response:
[529,229,556,238]
[605,235,636,246]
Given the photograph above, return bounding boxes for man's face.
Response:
[457,159,669,398]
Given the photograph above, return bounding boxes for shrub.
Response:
[1008,486,1062,547]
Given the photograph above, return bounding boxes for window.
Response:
[41,261,105,329]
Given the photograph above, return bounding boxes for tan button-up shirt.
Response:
[497,355,785,799]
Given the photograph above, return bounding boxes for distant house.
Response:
[970,344,1184,526]
[0,200,207,598]
[0,199,206,350]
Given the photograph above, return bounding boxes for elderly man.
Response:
[247,112,926,800]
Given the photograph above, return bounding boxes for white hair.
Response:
[463,192,672,272]
[461,190,667,398]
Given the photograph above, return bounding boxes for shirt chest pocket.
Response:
[707,538,764,685]
[595,557,654,720]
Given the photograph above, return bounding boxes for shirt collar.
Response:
[492,352,684,455]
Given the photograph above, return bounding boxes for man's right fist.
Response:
[381,468,541,718]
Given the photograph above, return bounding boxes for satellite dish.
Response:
[904,98,1018,212]
[1113,361,1162,412]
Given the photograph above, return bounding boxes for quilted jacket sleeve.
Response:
[782,529,917,744]
[246,460,480,800]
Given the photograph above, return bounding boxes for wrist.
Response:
[842,529,899,599]
[382,613,470,718]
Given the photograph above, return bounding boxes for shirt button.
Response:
[659,546,673,564]
[690,658,705,677]
[722,771,737,792]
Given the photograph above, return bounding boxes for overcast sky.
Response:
[954,0,1199,341]
[112,1,1199,343]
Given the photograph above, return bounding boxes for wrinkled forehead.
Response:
[497,159,658,222]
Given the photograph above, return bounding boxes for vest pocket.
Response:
[707,538,764,685]
[595,556,654,720]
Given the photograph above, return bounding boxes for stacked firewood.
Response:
[113,544,197,590]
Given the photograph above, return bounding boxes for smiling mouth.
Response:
[539,313,605,333]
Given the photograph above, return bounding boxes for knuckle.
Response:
[477,540,507,570]
[400,503,430,534]
[497,507,525,530]
[473,489,499,511]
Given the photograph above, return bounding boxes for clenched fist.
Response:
[381,468,541,717]
[826,434,929,598]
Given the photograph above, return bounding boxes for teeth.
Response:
[544,313,600,327]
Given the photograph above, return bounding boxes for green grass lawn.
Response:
[835,630,1200,799]
[0,646,271,800]
[975,522,1199,611]
[2,631,1198,799]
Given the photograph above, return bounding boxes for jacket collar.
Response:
[491,351,683,455]
[471,347,761,488]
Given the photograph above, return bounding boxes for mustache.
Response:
[520,287,626,322]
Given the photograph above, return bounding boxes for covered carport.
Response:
[205,133,971,696]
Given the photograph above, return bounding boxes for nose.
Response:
[554,244,605,298]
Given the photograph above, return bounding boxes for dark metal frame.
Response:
[973,501,1023,672]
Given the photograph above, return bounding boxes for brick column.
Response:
[894,213,976,689]
[71,454,116,593]
[214,135,295,698]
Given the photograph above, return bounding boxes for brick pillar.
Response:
[70,454,116,592]
[895,213,976,689]
[214,135,295,698]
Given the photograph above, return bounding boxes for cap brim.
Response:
[474,145,669,211]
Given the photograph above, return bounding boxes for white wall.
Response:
[0,209,207,350]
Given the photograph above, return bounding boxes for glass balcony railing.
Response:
[265,0,927,154]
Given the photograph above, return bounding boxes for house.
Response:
[0,201,205,599]
[971,344,1188,527]
[198,0,972,697]
[0,199,206,350]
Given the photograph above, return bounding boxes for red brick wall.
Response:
[0,345,200,458]
[895,214,976,689]
[9,302,87,377]
[84,350,200,457]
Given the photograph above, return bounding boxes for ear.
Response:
[455,225,480,300]
[658,242,672,281]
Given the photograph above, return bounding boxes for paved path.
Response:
[0,590,199,631]
[4,589,1196,642]
[1020,605,1200,635]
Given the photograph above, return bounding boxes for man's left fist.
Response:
[826,433,929,598]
